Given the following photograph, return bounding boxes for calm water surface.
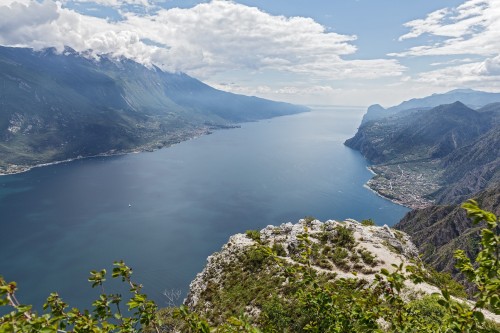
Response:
[0,107,409,311]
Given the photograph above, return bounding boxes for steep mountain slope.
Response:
[433,126,500,203]
[345,101,500,207]
[395,184,500,290]
[361,89,500,124]
[0,46,308,174]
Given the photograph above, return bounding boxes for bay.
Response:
[0,107,409,312]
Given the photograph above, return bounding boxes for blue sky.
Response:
[1,0,499,106]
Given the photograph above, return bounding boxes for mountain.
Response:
[395,184,500,292]
[345,100,500,208]
[0,46,308,174]
[433,125,500,203]
[361,89,500,125]
[346,101,490,164]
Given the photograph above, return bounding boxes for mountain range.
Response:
[345,95,500,208]
[0,46,308,174]
[361,89,500,124]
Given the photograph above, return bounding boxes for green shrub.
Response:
[245,229,261,242]
[271,242,286,257]
[423,266,467,298]
[332,225,356,249]
[244,246,270,270]
[329,247,350,271]
[361,218,375,226]
[358,247,377,266]
[303,216,315,225]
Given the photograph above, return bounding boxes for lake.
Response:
[0,107,409,312]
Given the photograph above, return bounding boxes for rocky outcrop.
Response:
[180,217,500,329]
[186,218,425,316]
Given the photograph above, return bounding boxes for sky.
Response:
[1,0,499,107]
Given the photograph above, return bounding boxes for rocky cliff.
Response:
[184,218,441,325]
[395,184,500,291]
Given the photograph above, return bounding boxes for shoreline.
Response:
[363,166,433,210]
[362,183,409,209]
[0,126,233,177]
[364,166,411,209]
[0,149,146,177]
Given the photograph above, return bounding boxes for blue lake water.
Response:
[0,107,409,312]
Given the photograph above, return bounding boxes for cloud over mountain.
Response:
[0,0,404,81]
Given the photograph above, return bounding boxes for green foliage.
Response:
[357,247,377,267]
[421,265,467,298]
[331,225,356,249]
[0,261,162,333]
[361,218,375,226]
[330,247,349,268]
[454,200,499,315]
[271,242,286,257]
[245,246,273,271]
[245,230,261,243]
[303,216,316,224]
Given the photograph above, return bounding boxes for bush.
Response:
[423,266,467,298]
[271,242,287,257]
[245,229,261,242]
[332,225,356,249]
[361,218,375,226]
[358,247,377,266]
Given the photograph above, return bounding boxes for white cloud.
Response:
[390,0,500,92]
[416,55,500,89]
[0,0,405,81]
[0,1,59,33]
[212,83,338,96]
[63,0,158,8]
[482,54,500,75]
[398,8,450,41]
[429,58,476,66]
[393,0,500,57]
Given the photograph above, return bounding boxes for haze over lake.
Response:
[0,107,409,311]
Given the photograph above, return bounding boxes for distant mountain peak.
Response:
[446,88,478,94]
[448,100,468,107]
[367,104,385,112]
[361,88,500,124]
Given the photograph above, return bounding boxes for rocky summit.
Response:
[186,218,434,321]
